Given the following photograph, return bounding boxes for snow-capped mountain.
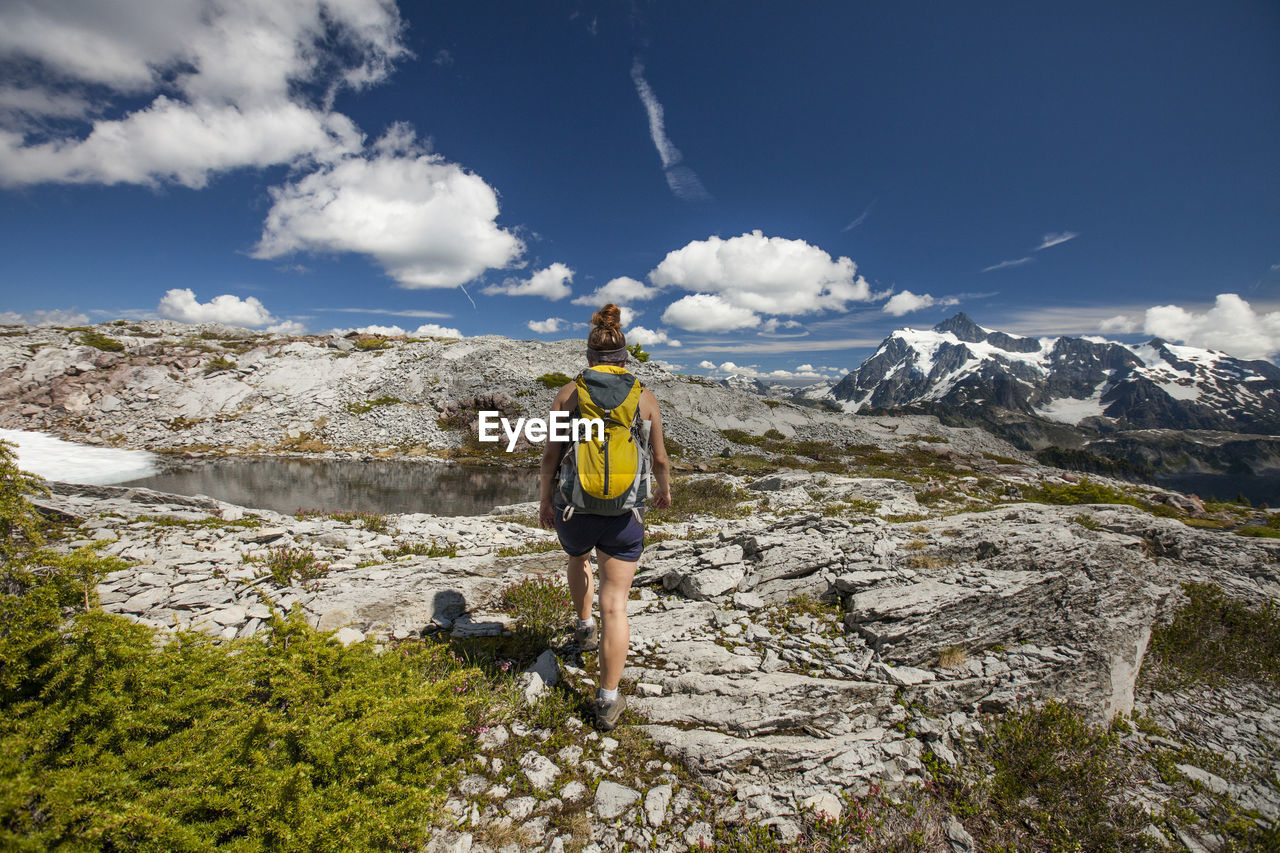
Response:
[830,313,1280,434]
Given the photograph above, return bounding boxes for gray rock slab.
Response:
[594,780,641,820]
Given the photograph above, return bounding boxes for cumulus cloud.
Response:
[0,308,90,326]
[661,294,762,332]
[650,230,872,329]
[342,322,460,338]
[981,257,1033,273]
[255,125,525,288]
[483,262,574,300]
[571,276,664,306]
[412,323,461,338]
[265,320,308,335]
[882,290,960,316]
[1141,293,1280,360]
[1036,231,1079,251]
[0,0,404,187]
[1099,314,1139,334]
[630,59,709,202]
[527,318,565,334]
[626,326,681,348]
[699,360,841,382]
[157,288,282,328]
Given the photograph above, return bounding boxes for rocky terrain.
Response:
[5,321,1280,851]
[0,320,1011,465]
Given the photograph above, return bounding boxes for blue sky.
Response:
[1,0,1278,379]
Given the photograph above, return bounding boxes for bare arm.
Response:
[641,389,672,509]
[539,383,576,528]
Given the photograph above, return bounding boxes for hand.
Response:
[650,488,672,510]
[539,498,557,530]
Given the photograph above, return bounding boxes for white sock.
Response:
[597,686,618,702]
[577,616,595,629]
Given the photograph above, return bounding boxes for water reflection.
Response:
[121,458,539,516]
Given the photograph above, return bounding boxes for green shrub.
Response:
[0,607,485,851]
[1022,478,1143,507]
[203,355,237,374]
[382,541,456,559]
[535,372,572,389]
[78,329,125,352]
[263,546,330,587]
[626,342,649,362]
[0,440,48,563]
[298,509,393,535]
[646,476,752,523]
[354,337,390,351]
[972,700,1150,851]
[1146,582,1280,688]
[498,576,572,648]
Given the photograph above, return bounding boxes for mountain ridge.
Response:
[826,312,1280,435]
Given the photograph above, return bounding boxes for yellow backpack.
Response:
[557,365,650,516]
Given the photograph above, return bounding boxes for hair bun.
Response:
[591,303,622,330]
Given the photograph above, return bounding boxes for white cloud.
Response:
[334,322,459,338]
[527,318,565,334]
[0,100,360,189]
[157,288,282,328]
[265,320,308,335]
[0,308,91,326]
[571,276,663,306]
[1036,231,1079,251]
[700,360,840,382]
[1142,293,1280,360]
[255,125,525,288]
[630,59,709,202]
[882,290,960,316]
[760,318,804,334]
[661,294,761,332]
[0,0,403,187]
[483,262,574,300]
[412,323,461,338]
[650,230,872,321]
[981,257,1034,273]
[626,326,681,348]
[1099,314,1139,334]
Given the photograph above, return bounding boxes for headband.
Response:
[586,346,628,361]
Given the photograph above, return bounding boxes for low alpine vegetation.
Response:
[1145,582,1280,689]
[261,545,330,587]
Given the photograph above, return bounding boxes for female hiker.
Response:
[538,303,672,731]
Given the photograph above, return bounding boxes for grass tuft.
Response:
[78,329,125,352]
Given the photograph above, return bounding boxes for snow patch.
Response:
[1036,389,1108,425]
[0,429,160,485]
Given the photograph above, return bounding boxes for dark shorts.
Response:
[553,507,644,562]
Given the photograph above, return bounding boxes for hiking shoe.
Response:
[595,693,627,731]
[574,622,598,651]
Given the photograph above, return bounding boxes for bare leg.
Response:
[596,551,638,691]
[565,552,594,622]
